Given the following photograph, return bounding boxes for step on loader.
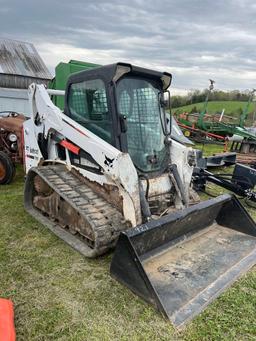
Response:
[23,62,256,327]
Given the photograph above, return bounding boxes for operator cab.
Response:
[65,63,172,174]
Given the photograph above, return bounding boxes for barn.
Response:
[0,38,52,116]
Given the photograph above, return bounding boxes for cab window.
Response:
[68,79,112,144]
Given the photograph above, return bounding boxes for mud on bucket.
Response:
[110,194,256,328]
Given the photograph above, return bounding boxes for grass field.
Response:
[0,160,256,340]
[173,100,255,117]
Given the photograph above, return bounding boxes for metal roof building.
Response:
[0,38,52,115]
[0,38,52,89]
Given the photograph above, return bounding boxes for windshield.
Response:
[116,77,169,173]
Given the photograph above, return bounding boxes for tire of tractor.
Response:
[0,151,16,185]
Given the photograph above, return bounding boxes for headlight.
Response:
[8,133,17,142]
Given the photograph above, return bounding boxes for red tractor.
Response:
[0,112,25,184]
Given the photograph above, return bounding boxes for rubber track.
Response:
[24,165,129,257]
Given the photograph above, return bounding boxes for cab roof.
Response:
[67,62,172,90]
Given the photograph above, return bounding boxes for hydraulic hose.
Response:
[138,175,151,221]
[170,164,189,207]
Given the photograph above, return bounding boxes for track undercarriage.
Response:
[24,165,130,257]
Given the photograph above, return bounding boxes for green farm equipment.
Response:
[177,83,256,141]
[49,60,100,110]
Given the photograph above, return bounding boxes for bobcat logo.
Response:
[104,156,114,168]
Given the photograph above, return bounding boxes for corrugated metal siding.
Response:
[0,96,29,115]
[0,74,50,89]
[0,87,28,100]
[0,87,29,115]
[0,38,52,81]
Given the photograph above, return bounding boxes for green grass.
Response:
[173,101,254,117]
[0,163,256,340]
[194,142,226,156]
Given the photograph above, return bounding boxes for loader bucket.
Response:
[110,194,256,328]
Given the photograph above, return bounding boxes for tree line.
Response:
[171,89,252,108]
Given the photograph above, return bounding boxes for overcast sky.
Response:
[1,0,256,94]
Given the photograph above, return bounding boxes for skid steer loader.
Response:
[23,63,256,327]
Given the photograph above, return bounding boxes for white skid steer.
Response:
[23,63,256,327]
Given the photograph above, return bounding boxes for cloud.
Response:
[0,0,256,93]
